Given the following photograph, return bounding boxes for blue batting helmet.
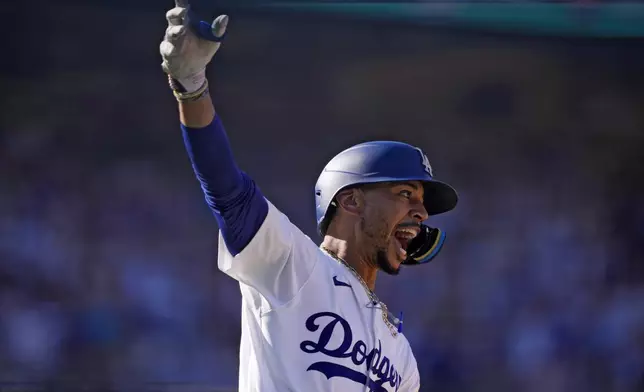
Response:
[315,141,458,235]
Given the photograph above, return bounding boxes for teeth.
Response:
[395,228,418,239]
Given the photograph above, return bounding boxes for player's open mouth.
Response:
[393,226,419,258]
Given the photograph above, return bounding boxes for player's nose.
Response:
[410,199,429,222]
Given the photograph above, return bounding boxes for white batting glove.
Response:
[160,0,229,93]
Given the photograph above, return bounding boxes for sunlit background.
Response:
[2,1,644,391]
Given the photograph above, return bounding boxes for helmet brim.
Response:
[423,180,458,216]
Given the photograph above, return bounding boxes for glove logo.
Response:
[415,147,433,176]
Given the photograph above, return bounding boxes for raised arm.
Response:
[158,2,319,308]
[160,0,319,308]
[159,2,267,255]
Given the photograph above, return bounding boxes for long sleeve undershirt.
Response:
[181,114,268,256]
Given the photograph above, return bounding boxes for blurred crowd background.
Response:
[2,0,644,391]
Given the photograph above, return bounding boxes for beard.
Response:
[376,249,401,276]
[361,216,402,276]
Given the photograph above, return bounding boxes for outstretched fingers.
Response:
[162,3,190,58]
[166,6,188,27]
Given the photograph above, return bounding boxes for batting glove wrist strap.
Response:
[169,69,207,94]
[170,76,209,102]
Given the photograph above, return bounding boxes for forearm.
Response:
[179,92,215,128]
[181,107,242,197]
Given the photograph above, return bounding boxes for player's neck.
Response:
[321,236,378,291]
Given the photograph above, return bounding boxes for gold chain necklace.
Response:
[320,246,400,337]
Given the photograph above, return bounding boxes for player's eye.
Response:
[399,190,413,199]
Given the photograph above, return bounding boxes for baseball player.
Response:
[159,2,458,391]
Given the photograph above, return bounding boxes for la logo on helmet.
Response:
[415,147,433,176]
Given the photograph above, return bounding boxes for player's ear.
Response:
[335,188,364,216]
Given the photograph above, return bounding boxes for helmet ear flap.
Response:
[403,225,446,265]
[318,201,337,236]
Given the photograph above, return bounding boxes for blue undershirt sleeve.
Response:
[181,114,268,256]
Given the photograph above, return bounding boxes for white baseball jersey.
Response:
[217,200,421,392]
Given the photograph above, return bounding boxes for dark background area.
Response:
[2,1,644,391]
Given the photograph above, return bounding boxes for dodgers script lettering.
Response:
[300,312,402,391]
